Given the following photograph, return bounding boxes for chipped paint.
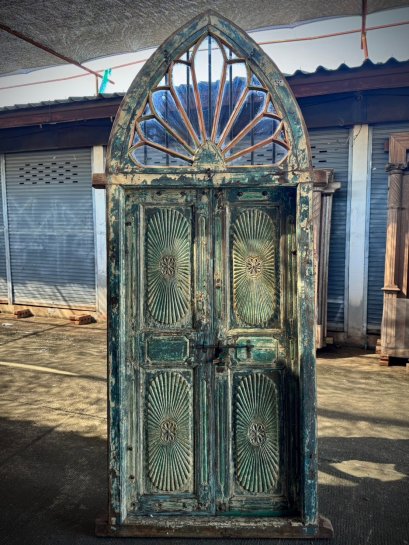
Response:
[105,9,326,539]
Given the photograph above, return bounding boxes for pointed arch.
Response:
[107,11,312,180]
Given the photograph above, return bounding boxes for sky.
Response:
[0,6,408,108]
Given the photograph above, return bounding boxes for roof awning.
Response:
[0,1,407,76]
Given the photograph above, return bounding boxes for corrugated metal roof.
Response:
[289,56,409,77]
[0,57,408,114]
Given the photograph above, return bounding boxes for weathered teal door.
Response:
[124,186,297,517]
[101,10,332,539]
[125,188,212,514]
[213,188,297,516]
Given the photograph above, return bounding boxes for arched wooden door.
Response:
[100,11,332,539]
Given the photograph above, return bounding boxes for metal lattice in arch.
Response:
[107,11,312,178]
[129,33,290,169]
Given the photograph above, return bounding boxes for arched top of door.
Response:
[107,10,312,186]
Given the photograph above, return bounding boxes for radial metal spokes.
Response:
[128,32,290,168]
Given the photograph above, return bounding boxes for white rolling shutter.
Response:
[309,128,350,330]
[5,149,95,308]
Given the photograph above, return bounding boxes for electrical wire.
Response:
[0,19,408,92]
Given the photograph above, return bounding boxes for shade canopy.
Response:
[0,0,407,76]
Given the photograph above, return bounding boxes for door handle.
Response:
[195,341,254,354]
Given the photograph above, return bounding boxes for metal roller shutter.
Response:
[367,122,409,332]
[0,165,8,300]
[5,149,95,308]
[309,128,350,330]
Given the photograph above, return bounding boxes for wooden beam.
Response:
[1,88,409,147]
[92,172,108,188]
[0,120,113,153]
[289,62,409,98]
[0,99,121,129]
[0,63,408,130]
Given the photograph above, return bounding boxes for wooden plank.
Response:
[0,100,121,129]
[92,173,108,188]
[1,89,409,147]
[290,62,409,98]
[95,514,334,538]
[300,89,409,129]
[0,121,112,153]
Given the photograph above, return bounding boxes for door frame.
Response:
[102,9,326,538]
[106,177,317,526]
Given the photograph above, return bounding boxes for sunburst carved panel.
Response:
[146,208,191,325]
[232,209,278,326]
[235,374,279,493]
[146,372,192,491]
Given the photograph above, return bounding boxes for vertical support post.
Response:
[313,170,340,348]
[297,181,318,527]
[0,154,12,305]
[347,124,370,344]
[92,146,107,319]
[312,189,322,347]
[381,163,405,358]
[383,165,404,291]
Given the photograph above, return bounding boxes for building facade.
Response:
[0,59,408,346]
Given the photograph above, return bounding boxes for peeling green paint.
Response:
[105,9,326,539]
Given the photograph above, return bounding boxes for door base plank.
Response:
[96,513,333,539]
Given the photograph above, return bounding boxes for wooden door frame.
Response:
[100,10,332,539]
[380,132,409,363]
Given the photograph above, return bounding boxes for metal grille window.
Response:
[5,149,95,308]
[309,128,350,330]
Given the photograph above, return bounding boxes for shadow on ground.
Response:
[0,416,408,545]
[0,317,408,545]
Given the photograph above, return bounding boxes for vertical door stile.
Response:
[195,189,212,512]
[137,197,145,510]
[213,188,229,512]
[224,191,233,510]
[125,193,137,512]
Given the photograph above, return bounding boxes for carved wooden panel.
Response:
[146,208,191,325]
[235,373,279,493]
[232,208,279,327]
[146,371,193,491]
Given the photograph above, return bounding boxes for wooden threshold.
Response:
[96,513,333,539]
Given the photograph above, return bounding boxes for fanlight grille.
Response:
[129,34,290,168]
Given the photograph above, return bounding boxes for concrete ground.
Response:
[0,316,408,545]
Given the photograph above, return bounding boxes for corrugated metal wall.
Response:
[0,164,8,300]
[309,128,350,330]
[5,149,95,308]
[367,122,409,331]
